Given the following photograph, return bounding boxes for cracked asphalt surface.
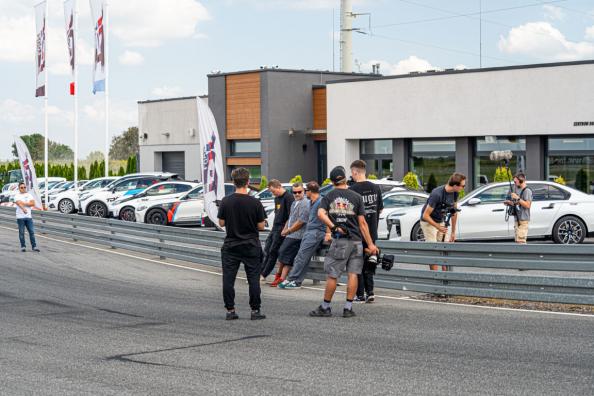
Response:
[1,227,593,395]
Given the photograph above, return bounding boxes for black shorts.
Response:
[277,238,302,266]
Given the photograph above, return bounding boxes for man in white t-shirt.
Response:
[14,182,39,252]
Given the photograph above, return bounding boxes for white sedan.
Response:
[387,181,594,244]
[377,190,429,239]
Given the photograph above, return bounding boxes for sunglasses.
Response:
[293,190,304,195]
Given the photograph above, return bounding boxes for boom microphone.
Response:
[489,150,513,162]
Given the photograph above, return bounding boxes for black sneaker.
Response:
[226,311,239,320]
[343,308,356,318]
[309,305,332,317]
[32,247,40,252]
[251,310,266,320]
[21,247,26,253]
[366,295,375,303]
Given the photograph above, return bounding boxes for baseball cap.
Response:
[329,166,346,184]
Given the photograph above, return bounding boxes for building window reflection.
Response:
[475,137,526,186]
[547,136,594,194]
[360,139,393,178]
[410,139,455,192]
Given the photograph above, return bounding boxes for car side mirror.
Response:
[467,198,481,206]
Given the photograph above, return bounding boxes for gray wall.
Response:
[207,76,228,177]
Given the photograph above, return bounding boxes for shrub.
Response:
[403,171,420,190]
[426,174,437,193]
[322,178,331,186]
[554,175,566,185]
[368,173,378,180]
[493,166,512,182]
[289,174,303,184]
[259,175,268,191]
[575,168,588,193]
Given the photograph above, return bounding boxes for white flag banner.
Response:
[64,0,75,95]
[89,0,105,94]
[197,98,225,230]
[34,1,47,97]
[14,136,43,209]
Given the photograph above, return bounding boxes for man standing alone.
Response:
[14,182,40,252]
[504,172,532,244]
[218,168,267,320]
[349,160,383,303]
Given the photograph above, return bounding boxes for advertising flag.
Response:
[89,0,105,94]
[34,1,47,97]
[14,136,43,209]
[64,0,75,95]
[197,98,225,229]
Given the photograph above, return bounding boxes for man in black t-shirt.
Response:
[309,166,379,319]
[260,179,294,282]
[218,168,267,321]
[349,160,383,303]
[420,172,466,271]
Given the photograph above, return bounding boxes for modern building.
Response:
[137,96,207,181]
[207,68,376,182]
[326,60,594,193]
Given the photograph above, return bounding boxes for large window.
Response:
[410,140,455,192]
[547,137,594,194]
[229,165,261,181]
[475,137,526,187]
[360,139,392,178]
[230,140,261,156]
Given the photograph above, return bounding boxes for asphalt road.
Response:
[1,227,593,395]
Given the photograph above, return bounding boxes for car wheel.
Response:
[411,222,425,242]
[146,208,167,225]
[87,201,107,218]
[119,207,136,222]
[552,216,586,244]
[58,198,75,214]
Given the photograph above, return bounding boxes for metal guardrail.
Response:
[1,206,593,305]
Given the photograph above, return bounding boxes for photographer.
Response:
[309,166,378,319]
[420,172,466,271]
[504,172,532,244]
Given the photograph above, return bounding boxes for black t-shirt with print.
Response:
[217,193,266,247]
[273,190,294,228]
[349,181,383,242]
[420,185,458,223]
[320,188,366,241]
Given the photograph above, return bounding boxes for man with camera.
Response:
[348,160,383,303]
[504,172,532,244]
[309,166,379,318]
[420,172,466,271]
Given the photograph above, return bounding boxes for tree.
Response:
[11,133,73,161]
[575,168,588,193]
[86,151,104,163]
[118,166,125,176]
[259,176,268,191]
[426,174,437,193]
[110,127,139,160]
[403,171,420,190]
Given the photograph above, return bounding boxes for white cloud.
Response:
[362,56,439,76]
[227,0,371,10]
[151,86,183,98]
[543,5,565,21]
[0,16,35,62]
[119,50,144,66]
[498,22,594,61]
[586,26,594,41]
[110,0,211,47]
[0,99,36,123]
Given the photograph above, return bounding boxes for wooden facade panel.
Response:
[312,87,327,130]
[227,157,262,166]
[226,73,261,139]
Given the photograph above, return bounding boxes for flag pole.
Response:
[44,0,49,208]
[104,0,109,177]
[73,0,79,194]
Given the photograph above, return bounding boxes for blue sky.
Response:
[1,0,594,160]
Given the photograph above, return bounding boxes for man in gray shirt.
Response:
[504,172,532,244]
[270,182,310,286]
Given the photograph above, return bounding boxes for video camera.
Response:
[366,250,395,271]
[437,205,461,227]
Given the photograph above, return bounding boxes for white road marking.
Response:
[1,224,592,319]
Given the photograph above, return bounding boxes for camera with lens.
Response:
[438,205,461,227]
[366,250,395,272]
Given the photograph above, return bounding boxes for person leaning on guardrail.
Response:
[14,182,40,253]
[420,173,466,271]
[504,172,532,244]
[217,168,267,321]
[309,166,379,319]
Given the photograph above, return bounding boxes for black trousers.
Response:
[222,243,262,311]
[260,226,284,277]
[357,257,376,298]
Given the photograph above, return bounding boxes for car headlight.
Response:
[137,205,147,212]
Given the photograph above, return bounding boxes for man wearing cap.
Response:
[310,166,379,318]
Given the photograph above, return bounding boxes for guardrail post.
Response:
[312,279,321,285]
[71,217,78,242]
[41,213,47,235]
[158,229,165,260]
[110,228,116,249]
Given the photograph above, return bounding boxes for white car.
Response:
[109,181,198,221]
[255,183,293,203]
[79,173,178,218]
[319,178,406,197]
[377,190,429,239]
[48,177,117,213]
[135,184,203,224]
[0,183,19,203]
[387,181,594,244]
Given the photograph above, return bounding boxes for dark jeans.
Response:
[260,226,284,277]
[17,218,37,249]
[222,243,262,311]
[287,229,325,284]
[357,256,376,298]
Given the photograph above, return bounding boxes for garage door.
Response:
[162,151,185,179]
